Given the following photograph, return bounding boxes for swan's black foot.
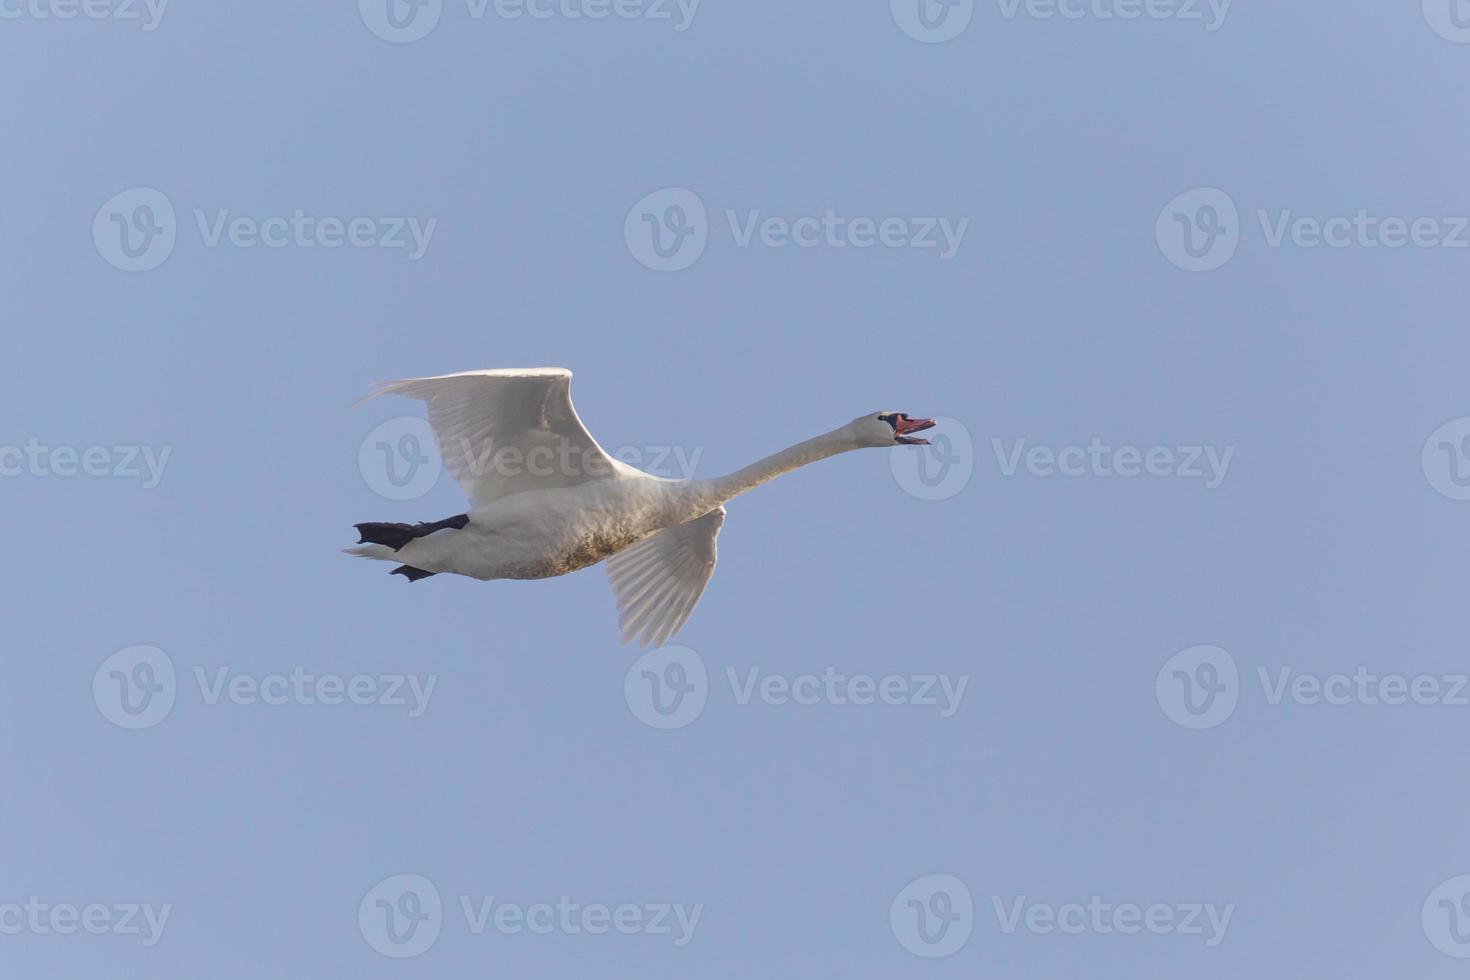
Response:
[355,514,470,551]
[355,522,418,550]
[391,565,437,582]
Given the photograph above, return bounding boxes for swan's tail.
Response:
[342,544,438,582]
[343,544,396,561]
[347,516,468,582]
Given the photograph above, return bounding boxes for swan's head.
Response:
[851,411,937,447]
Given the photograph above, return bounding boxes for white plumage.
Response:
[346,368,935,647]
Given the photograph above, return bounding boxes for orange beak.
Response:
[894,415,936,445]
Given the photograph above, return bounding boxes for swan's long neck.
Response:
[686,426,861,511]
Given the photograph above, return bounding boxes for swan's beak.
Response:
[894,416,936,445]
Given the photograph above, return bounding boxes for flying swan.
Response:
[346,368,936,646]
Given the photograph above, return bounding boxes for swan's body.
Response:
[367,479,701,581]
[346,368,935,646]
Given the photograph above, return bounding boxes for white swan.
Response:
[346,368,936,646]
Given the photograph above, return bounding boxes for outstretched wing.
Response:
[606,508,725,648]
[356,368,629,508]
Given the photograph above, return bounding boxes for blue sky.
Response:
[5,1,1470,976]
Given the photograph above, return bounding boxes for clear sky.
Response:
[4,1,1470,976]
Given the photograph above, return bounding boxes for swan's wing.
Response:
[606,507,725,648]
[356,368,627,508]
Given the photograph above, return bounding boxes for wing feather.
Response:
[356,368,628,507]
[606,508,725,647]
